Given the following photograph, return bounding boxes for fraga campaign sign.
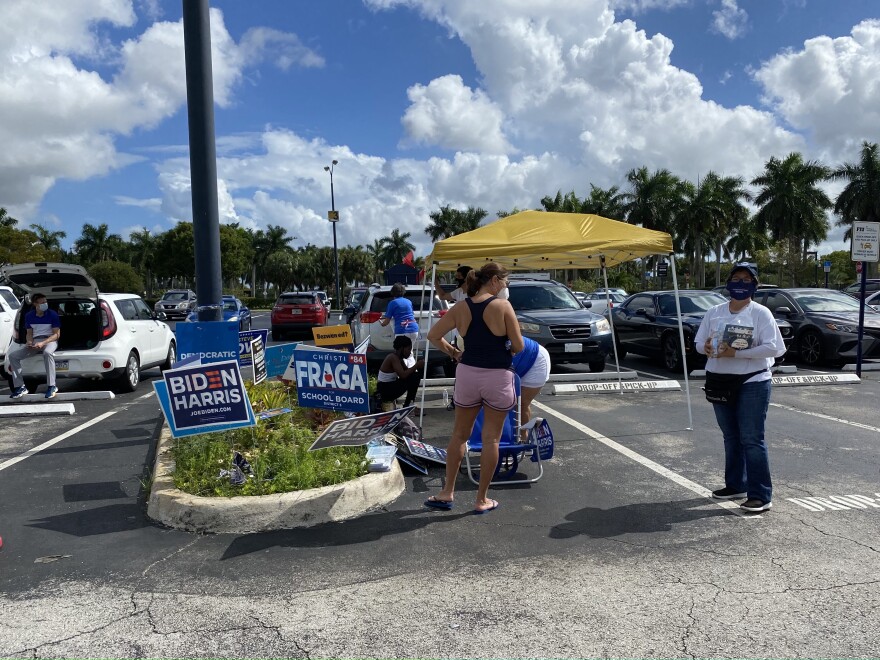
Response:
[293,348,369,413]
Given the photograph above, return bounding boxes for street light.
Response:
[324,160,340,309]
[806,250,818,287]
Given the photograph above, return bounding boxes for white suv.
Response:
[351,285,454,371]
[0,286,21,364]
[1,263,176,393]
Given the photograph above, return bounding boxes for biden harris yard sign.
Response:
[293,348,369,413]
[154,359,256,438]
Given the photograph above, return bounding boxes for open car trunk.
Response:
[15,298,103,351]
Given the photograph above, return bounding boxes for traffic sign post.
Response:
[823,260,831,288]
[851,221,879,378]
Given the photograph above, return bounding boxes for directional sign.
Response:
[823,260,832,273]
[852,221,880,262]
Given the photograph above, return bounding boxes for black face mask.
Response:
[455,278,464,286]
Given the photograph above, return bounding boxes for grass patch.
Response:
[169,380,371,497]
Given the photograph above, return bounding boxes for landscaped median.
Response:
[147,426,404,534]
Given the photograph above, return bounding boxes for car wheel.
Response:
[662,334,682,372]
[588,357,605,373]
[161,341,176,371]
[118,351,140,393]
[798,329,823,366]
[613,333,627,359]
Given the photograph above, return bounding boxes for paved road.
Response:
[1,329,879,658]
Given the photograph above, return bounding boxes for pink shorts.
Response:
[453,364,516,411]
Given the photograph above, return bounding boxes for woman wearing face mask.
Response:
[695,263,786,513]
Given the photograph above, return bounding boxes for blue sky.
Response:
[3,0,879,258]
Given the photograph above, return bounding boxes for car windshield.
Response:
[509,285,582,311]
[280,295,315,305]
[791,290,864,312]
[657,292,725,315]
[222,300,238,311]
[163,292,188,301]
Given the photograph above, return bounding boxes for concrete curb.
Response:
[146,425,405,534]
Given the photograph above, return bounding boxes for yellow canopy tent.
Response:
[419,210,696,430]
[428,210,673,270]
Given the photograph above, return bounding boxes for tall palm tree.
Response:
[129,229,156,296]
[30,224,67,252]
[365,239,385,281]
[582,185,627,220]
[711,175,752,284]
[381,229,415,265]
[425,205,487,241]
[725,216,769,263]
[832,141,880,247]
[252,224,295,294]
[621,167,682,233]
[540,190,583,213]
[74,223,123,264]
[751,153,831,285]
[675,175,720,289]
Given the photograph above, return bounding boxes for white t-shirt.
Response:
[694,301,786,383]
[449,288,467,303]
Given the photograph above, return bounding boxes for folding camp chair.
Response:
[463,374,544,485]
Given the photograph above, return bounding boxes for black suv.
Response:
[508,279,613,372]
[154,289,197,320]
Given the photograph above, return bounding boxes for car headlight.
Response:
[177,302,187,309]
[825,322,856,333]
[229,315,239,322]
[593,319,611,334]
[520,322,541,334]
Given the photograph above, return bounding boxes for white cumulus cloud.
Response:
[711,0,749,40]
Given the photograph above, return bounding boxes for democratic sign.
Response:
[309,406,415,450]
[403,438,447,465]
[292,347,369,413]
[238,329,269,367]
[175,321,239,365]
[313,324,355,352]
[153,359,256,438]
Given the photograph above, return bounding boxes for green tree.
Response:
[219,224,255,287]
[425,205,487,241]
[263,250,298,293]
[0,226,50,265]
[364,239,385,282]
[340,246,374,286]
[153,222,195,286]
[0,208,18,228]
[29,224,66,253]
[582,185,627,220]
[380,229,415,265]
[540,190,584,213]
[832,141,880,278]
[128,229,157,297]
[88,260,144,294]
[751,153,831,285]
[621,167,682,234]
[74,223,123,264]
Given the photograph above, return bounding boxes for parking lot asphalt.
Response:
[1,319,880,657]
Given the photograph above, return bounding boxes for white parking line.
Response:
[770,402,880,434]
[531,400,756,518]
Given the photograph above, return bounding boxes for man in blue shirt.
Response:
[8,293,61,399]
[379,283,418,345]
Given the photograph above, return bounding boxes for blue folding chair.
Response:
[463,374,544,485]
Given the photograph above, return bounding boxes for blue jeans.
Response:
[712,379,772,502]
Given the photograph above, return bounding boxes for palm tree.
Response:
[582,185,627,220]
[129,229,156,296]
[74,223,123,264]
[725,216,769,263]
[675,176,718,289]
[752,153,831,285]
[711,175,752,284]
[30,224,67,253]
[252,224,295,294]
[0,208,18,228]
[540,190,583,213]
[832,141,880,253]
[621,167,682,234]
[381,229,415,265]
[425,205,487,241]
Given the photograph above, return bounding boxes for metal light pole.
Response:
[324,160,340,308]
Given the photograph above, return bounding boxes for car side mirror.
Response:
[635,308,647,316]
[155,311,167,321]
[581,300,592,309]
[775,306,793,317]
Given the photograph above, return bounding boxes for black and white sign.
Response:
[308,406,415,450]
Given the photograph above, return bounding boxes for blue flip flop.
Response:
[474,499,499,515]
[424,496,453,510]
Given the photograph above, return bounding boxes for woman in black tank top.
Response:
[426,263,524,514]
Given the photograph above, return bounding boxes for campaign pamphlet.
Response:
[308,406,416,451]
[723,324,754,351]
[403,438,447,465]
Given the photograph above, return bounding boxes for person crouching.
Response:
[377,335,424,409]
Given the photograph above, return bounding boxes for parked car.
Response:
[342,285,374,325]
[271,291,329,340]
[1,263,175,392]
[154,289,197,320]
[754,287,880,366]
[507,279,612,372]
[0,285,21,365]
[594,287,628,297]
[185,295,251,331]
[314,291,331,309]
[609,290,794,372]
[580,291,628,315]
[842,279,880,299]
[350,285,454,371]
[864,290,880,311]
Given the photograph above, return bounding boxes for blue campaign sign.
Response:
[175,322,239,364]
[293,348,369,413]
[238,329,269,367]
[160,359,255,434]
[153,379,256,438]
[265,342,300,378]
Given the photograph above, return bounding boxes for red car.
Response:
[271,292,328,340]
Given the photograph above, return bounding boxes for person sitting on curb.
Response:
[376,336,424,410]
[8,293,61,399]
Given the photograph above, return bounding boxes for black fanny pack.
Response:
[703,370,767,406]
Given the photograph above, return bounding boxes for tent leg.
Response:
[670,254,693,431]
[600,257,623,394]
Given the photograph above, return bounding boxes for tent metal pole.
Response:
[669,253,693,430]
[600,256,623,394]
[418,263,437,427]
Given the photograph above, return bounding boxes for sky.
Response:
[2,0,879,260]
